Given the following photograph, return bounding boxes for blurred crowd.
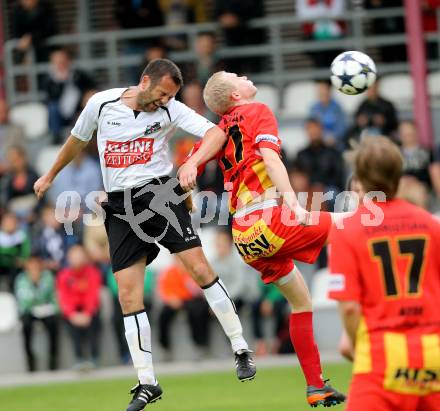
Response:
[3,0,440,372]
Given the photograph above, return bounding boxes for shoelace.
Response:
[129,383,141,395]
[129,382,157,401]
[235,352,255,369]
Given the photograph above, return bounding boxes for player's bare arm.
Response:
[178,125,226,191]
[338,301,361,346]
[260,147,310,225]
[34,135,89,199]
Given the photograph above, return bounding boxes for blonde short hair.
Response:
[203,71,235,115]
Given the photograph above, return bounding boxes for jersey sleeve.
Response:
[327,225,362,302]
[254,104,281,154]
[170,99,216,138]
[71,93,101,141]
[183,140,206,176]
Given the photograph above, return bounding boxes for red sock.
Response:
[289,312,324,388]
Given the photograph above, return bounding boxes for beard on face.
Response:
[136,88,157,112]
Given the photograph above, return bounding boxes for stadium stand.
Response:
[9,102,48,140]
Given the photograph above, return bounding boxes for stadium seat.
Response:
[278,125,308,157]
[332,90,364,115]
[35,145,63,176]
[255,84,280,113]
[379,74,414,109]
[282,81,317,119]
[428,71,440,98]
[9,102,49,140]
[0,292,19,332]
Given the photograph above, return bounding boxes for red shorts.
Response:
[346,373,440,411]
[232,204,331,283]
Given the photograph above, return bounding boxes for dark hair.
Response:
[316,79,332,88]
[305,117,322,126]
[399,119,417,128]
[27,252,43,260]
[197,31,216,39]
[140,58,183,87]
[50,47,71,58]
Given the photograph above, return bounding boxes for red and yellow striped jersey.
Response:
[328,199,440,394]
[217,103,281,213]
[187,103,281,213]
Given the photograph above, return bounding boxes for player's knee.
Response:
[188,261,214,286]
[118,285,139,313]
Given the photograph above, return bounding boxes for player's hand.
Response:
[178,163,198,191]
[339,331,354,362]
[283,193,311,226]
[294,206,312,226]
[34,175,53,199]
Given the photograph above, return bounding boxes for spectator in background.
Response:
[12,0,57,62]
[309,80,347,151]
[214,0,265,73]
[364,0,406,62]
[14,254,58,372]
[422,0,440,60]
[48,151,102,208]
[115,0,165,82]
[398,120,434,190]
[210,229,249,312]
[0,146,39,221]
[57,245,102,370]
[157,258,210,360]
[352,79,398,139]
[288,163,314,210]
[161,0,207,24]
[33,205,77,272]
[181,82,216,121]
[184,33,224,86]
[295,118,345,207]
[252,283,290,356]
[45,49,96,143]
[115,0,164,32]
[0,211,31,291]
[297,0,346,67]
[429,147,440,205]
[161,0,208,49]
[0,100,25,176]
[83,222,110,270]
[106,266,155,364]
[135,44,168,83]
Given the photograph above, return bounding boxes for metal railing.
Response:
[4,6,440,107]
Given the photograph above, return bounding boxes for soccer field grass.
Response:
[0,363,352,411]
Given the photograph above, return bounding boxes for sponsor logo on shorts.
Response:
[385,367,440,394]
[104,137,154,168]
[232,220,284,262]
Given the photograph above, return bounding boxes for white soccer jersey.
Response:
[71,88,215,192]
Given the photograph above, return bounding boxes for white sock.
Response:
[202,277,248,353]
[124,310,156,385]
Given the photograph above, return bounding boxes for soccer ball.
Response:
[330,51,377,95]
